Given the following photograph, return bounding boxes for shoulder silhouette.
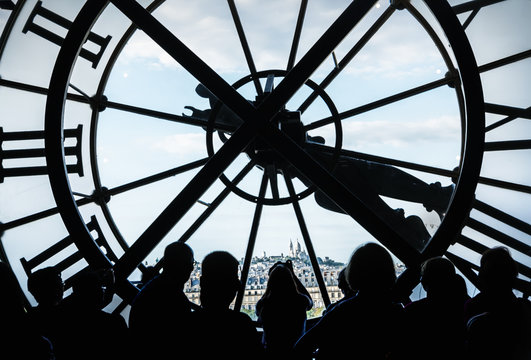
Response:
[192,250,264,360]
[129,241,195,360]
[465,247,531,360]
[323,267,356,315]
[398,257,467,360]
[1,262,54,359]
[58,269,128,360]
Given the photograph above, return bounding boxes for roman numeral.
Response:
[452,0,505,29]
[22,1,112,68]
[455,199,531,281]
[20,216,118,289]
[0,1,15,10]
[0,125,84,183]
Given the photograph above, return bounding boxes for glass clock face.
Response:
[0,0,529,314]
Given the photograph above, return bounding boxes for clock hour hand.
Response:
[308,150,455,220]
[291,149,430,251]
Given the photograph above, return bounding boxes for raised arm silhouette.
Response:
[256,260,313,358]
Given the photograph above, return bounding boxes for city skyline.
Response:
[183,239,347,319]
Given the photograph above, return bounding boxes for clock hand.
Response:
[306,148,455,220]
[182,84,243,133]
[261,124,421,265]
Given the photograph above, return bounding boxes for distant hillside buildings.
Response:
[180,240,405,318]
[184,240,346,317]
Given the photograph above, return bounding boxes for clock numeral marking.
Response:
[466,200,531,258]
[0,125,84,183]
[0,1,15,10]
[485,103,531,120]
[22,1,112,68]
[484,140,531,152]
[20,216,117,289]
[452,0,505,30]
[456,199,531,280]
[473,199,531,236]
[464,218,530,259]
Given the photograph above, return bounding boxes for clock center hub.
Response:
[245,109,305,171]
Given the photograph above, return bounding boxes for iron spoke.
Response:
[234,171,268,310]
[286,0,308,71]
[177,160,256,244]
[227,0,263,96]
[298,5,395,113]
[305,76,455,131]
[284,174,331,307]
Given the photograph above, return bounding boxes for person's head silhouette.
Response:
[27,266,64,307]
[71,269,106,310]
[199,251,240,309]
[346,242,396,296]
[265,262,297,297]
[161,242,194,287]
[478,246,518,295]
[420,256,456,298]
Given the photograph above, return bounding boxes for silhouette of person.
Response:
[464,247,531,360]
[192,251,264,360]
[323,267,356,315]
[256,260,313,358]
[397,257,468,360]
[0,262,54,359]
[129,241,195,360]
[293,242,402,359]
[58,269,128,360]
[26,266,66,354]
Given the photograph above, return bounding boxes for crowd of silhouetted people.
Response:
[1,242,530,359]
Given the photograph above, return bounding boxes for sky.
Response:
[0,0,529,295]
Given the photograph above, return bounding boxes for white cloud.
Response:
[341,115,460,148]
[122,32,181,68]
[152,133,206,156]
[117,1,447,81]
[121,1,244,73]
[341,20,443,79]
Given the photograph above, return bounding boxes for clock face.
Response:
[0,0,529,315]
